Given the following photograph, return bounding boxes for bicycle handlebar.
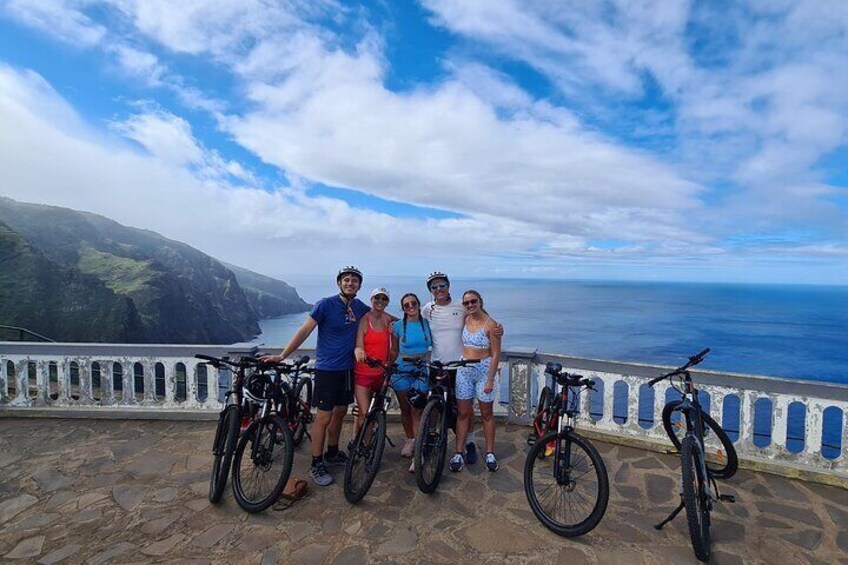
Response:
[545,362,595,389]
[647,348,711,387]
[195,353,309,373]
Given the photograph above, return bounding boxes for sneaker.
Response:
[324,450,348,468]
[308,462,334,486]
[465,442,478,464]
[408,460,415,474]
[485,452,499,472]
[449,453,464,472]
[401,438,415,458]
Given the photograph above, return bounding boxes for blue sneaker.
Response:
[465,442,478,465]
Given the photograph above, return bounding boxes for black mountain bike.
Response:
[270,355,314,447]
[650,348,738,562]
[195,352,259,504]
[524,362,610,537]
[413,358,480,494]
[343,357,398,503]
[229,359,297,513]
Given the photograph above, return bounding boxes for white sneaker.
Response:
[401,438,415,458]
[408,460,415,474]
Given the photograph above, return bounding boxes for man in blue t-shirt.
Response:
[263,266,370,486]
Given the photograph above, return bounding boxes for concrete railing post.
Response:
[506,348,537,424]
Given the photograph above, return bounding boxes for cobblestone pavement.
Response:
[0,418,846,564]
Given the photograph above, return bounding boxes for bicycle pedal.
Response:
[526,434,537,447]
[719,494,736,503]
[665,449,680,455]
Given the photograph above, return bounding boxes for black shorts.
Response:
[313,369,354,412]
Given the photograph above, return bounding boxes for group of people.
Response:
[262,267,503,486]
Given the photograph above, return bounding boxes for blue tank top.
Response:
[393,318,432,356]
[462,318,491,349]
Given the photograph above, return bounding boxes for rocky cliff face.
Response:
[0,197,310,344]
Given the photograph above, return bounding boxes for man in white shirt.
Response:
[422,271,503,466]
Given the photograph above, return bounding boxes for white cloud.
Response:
[3,0,106,47]
[0,65,560,278]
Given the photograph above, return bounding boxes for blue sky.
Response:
[0,1,846,284]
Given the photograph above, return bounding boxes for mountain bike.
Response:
[195,351,259,504]
[343,357,399,503]
[524,362,609,537]
[229,359,296,513]
[650,348,738,562]
[413,358,480,494]
[270,355,314,447]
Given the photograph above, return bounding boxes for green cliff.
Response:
[0,197,310,343]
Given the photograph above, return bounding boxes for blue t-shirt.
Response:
[310,295,371,370]
[393,318,432,357]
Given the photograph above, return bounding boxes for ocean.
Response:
[246,277,847,456]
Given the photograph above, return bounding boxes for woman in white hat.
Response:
[352,287,397,437]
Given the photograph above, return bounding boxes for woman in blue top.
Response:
[392,293,432,470]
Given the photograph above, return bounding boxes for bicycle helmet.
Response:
[337,265,363,284]
[407,388,428,410]
[426,271,449,288]
[243,372,272,404]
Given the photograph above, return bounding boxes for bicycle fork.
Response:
[553,415,576,488]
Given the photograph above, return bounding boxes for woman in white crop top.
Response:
[450,290,503,473]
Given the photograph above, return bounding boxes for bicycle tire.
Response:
[209,404,240,504]
[524,430,609,537]
[291,378,313,447]
[534,386,553,438]
[344,410,387,503]
[232,414,294,513]
[414,398,447,494]
[661,401,738,480]
[681,436,711,561]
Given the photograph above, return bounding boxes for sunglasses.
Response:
[402,301,419,309]
[430,283,448,291]
[372,295,389,302]
[462,298,479,307]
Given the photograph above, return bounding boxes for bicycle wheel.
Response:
[681,436,711,561]
[662,401,738,480]
[291,378,313,447]
[524,430,609,537]
[344,410,387,503]
[232,414,294,513]
[414,399,447,494]
[209,404,240,504]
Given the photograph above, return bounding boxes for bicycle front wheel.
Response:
[524,431,609,537]
[662,401,738,480]
[344,410,387,503]
[681,436,711,561]
[414,398,448,494]
[209,404,240,504]
[291,378,313,447]
[232,414,294,513]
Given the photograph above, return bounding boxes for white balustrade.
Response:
[1,342,846,482]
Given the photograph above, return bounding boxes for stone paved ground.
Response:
[0,418,846,564]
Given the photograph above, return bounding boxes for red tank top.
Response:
[354,314,391,377]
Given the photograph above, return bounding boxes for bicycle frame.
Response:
[671,372,714,505]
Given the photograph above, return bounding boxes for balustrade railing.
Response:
[1,342,845,484]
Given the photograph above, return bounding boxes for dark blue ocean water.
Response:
[248,277,847,456]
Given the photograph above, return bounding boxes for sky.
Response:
[0,0,846,285]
